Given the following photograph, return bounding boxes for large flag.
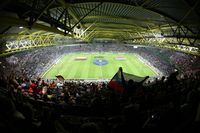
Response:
[56,75,65,81]
[108,67,126,93]
[123,72,148,83]
[108,67,148,93]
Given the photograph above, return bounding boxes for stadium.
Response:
[0,0,200,133]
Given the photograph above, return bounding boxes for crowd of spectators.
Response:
[0,43,131,79]
[0,43,200,133]
[1,43,200,79]
[0,66,200,133]
[128,46,200,75]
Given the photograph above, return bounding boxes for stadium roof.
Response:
[0,0,200,54]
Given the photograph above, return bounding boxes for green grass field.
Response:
[42,52,157,80]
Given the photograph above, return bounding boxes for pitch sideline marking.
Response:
[134,54,163,76]
[40,55,65,78]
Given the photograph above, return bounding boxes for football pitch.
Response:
[42,52,157,80]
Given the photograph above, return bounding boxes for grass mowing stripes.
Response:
[42,52,157,80]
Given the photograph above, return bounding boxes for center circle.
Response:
[93,59,108,66]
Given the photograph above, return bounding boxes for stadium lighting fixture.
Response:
[154,33,163,38]
[19,26,23,29]
[57,27,64,32]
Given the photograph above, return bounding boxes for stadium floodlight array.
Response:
[5,36,54,52]
[6,40,33,50]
